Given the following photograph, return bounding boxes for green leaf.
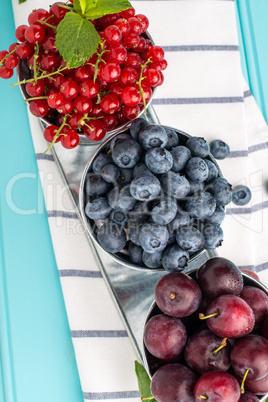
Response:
[84,0,133,20]
[19,0,27,3]
[73,0,82,13]
[55,12,100,68]
[134,361,157,401]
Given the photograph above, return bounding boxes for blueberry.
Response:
[130,117,150,141]
[186,157,209,183]
[171,146,191,172]
[85,197,112,220]
[128,201,149,224]
[168,211,193,235]
[101,163,120,183]
[133,163,154,178]
[117,168,133,185]
[112,138,141,168]
[209,177,232,206]
[142,250,163,269]
[205,205,225,225]
[185,192,216,219]
[186,137,210,158]
[139,223,169,254]
[164,127,179,150]
[138,125,168,150]
[129,224,142,246]
[205,159,219,183]
[176,226,205,254]
[159,171,190,199]
[203,223,223,249]
[97,222,127,253]
[161,244,189,272]
[85,173,111,196]
[189,180,205,195]
[232,185,251,206]
[128,242,143,265]
[130,175,161,201]
[108,185,136,211]
[210,139,230,160]
[109,209,128,226]
[145,148,173,174]
[92,153,113,174]
[110,133,132,152]
[151,197,177,225]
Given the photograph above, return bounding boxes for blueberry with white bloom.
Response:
[109,209,128,226]
[203,224,224,249]
[145,147,173,174]
[130,117,150,141]
[205,159,219,183]
[128,242,143,265]
[205,205,225,225]
[85,174,111,196]
[168,211,193,235]
[165,127,179,150]
[130,175,161,201]
[160,171,191,199]
[112,138,141,168]
[232,185,251,206]
[85,197,112,220]
[139,223,169,254]
[110,133,132,152]
[185,192,216,220]
[97,222,127,253]
[133,163,154,178]
[129,224,142,246]
[92,153,112,174]
[162,244,189,272]
[209,177,232,206]
[151,197,177,225]
[210,139,230,160]
[171,146,191,172]
[138,124,168,150]
[176,226,205,254]
[108,185,136,211]
[101,163,120,183]
[117,168,133,185]
[142,250,163,269]
[186,137,210,158]
[186,157,209,183]
[128,201,149,224]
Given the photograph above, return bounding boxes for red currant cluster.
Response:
[0,2,167,150]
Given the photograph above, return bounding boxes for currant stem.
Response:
[37,19,57,30]
[135,57,152,114]
[212,338,227,355]
[24,96,48,103]
[33,43,40,83]
[141,397,155,401]
[240,368,250,394]
[199,312,219,320]
[43,115,69,154]
[11,65,68,87]
[93,41,108,83]
[0,43,20,67]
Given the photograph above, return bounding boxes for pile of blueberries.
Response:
[83,118,233,271]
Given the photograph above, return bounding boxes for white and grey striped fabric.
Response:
[11,0,268,400]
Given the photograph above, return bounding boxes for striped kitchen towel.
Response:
[11,0,268,400]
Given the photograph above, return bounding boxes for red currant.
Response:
[121,86,141,106]
[29,99,49,117]
[123,33,140,50]
[15,25,28,42]
[4,54,19,69]
[56,99,74,114]
[15,43,32,59]
[98,13,120,29]
[84,120,107,141]
[140,85,152,102]
[60,79,79,100]
[103,113,118,130]
[0,65,13,79]
[114,18,130,36]
[119,66,139,87]
[9,43,19,53]
[0,50,8,61]
[99,62,121,83]
[148,46,165,62]
[27,52,42,69]
[44,125,61,143]
[42,36,57,53]
[110,82,124,97]
[50,2,69,24]
[142,68,161,87]
[89,103,104,118]
[136,14,149,33]
[135,36,146,53]
[128,17,143,35]
[28,8,50,26]
[26,80,46,97]
[74,65,92,81]
[79,79,99,99]
[103,25,122,45]
[108,44,128,64]
[67,112,84,130]
[47,92,64,108]
[160,59,168,70]
[123,52,141,70]
[100,93,121,114]
[96,77,110,91]
[120,8,135,19]
[41,53,59,72]
[73,96,92,114]
[61,130,80,149]
[25,24,45,45]
[155,71,164,86]
[122,104,140,120]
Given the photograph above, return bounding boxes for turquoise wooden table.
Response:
[0,0,268,401]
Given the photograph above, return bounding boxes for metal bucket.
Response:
[142,267,268,401]
[79,126,222,271]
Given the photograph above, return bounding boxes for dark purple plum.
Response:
[200,294,255,338]
[260,316,268,339]
[193,370,241,402]
[230,334,268,382]
[154,272,202,318]
[143,314,187,360]
[240,286,268,329]
[184,328,231,374]
[151,363,197,402]
[196,257,244,299]
[244,372,268,395]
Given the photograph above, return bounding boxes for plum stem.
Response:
[141,397,155,400]
[240,368,250,394]
[169,292,176,300]
[212,337,227,355]
[199,312,219,320]
[198,396,208,400]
